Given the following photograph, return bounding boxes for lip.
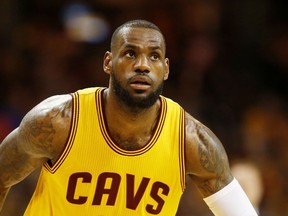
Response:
[129,75,151,90]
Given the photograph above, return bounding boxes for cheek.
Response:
[111,67,130,84]
[150,73,166,87]
[154,65,168,81]
[113,60,132,74]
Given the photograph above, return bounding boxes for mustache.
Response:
[129,73,152,84]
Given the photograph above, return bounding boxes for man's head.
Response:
[103,20,169,110]
[110,20,166,54]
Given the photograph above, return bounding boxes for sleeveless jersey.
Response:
[24,87,186,216]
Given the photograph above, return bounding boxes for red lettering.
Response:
[66,171,170,214]
[146,181,170,214]
[66,172,92,204]
[126,174,150,210]
[92,172,121,206]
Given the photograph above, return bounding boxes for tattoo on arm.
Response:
[197,124,225,173]
[0,96,72,211]
[22,98,72,157]
[195,123,232,195]
[27,116,56,153]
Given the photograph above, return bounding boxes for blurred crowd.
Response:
[0,0,287,215]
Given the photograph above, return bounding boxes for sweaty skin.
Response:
[0,26,233,212]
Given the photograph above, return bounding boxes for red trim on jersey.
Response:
[179,108,186,192]
[95,88,166,156]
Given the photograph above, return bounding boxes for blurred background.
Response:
[0,0,287,215]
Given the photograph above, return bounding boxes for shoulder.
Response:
[23,94,73,127]
[18,94,73,161]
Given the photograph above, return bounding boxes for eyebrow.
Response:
[123,43,162,51]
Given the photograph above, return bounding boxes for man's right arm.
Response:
[0,94,72,211]
[0,128,48,211]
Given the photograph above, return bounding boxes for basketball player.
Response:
[0,20,257,215]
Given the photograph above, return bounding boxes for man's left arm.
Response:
[184,112,258,216]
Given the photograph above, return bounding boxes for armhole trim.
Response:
[179,108,186,191]
[43,93,79,173]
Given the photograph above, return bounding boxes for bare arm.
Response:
[185,113,258,215]
[0,94,72,211]
[185,112,233,198]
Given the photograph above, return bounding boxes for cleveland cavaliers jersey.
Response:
[24,87,186,215]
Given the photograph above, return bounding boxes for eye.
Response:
[125,50,135,58]
[151,53,160,61]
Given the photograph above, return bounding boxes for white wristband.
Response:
[203,178,258,216]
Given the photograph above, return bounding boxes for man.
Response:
[0,20,257,215]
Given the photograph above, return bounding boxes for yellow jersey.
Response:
[25,87,186,216]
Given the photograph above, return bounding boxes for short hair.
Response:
[110,19,166,51]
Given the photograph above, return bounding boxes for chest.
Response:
[109,130,153,150]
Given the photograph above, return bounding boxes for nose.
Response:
[134,55,150,73]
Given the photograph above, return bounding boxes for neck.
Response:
[102,88,161,150]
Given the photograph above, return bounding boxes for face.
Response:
[103,27,169,109]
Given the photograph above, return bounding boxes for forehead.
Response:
[114,27,165,51]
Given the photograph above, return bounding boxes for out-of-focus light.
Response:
[62,3,110,43]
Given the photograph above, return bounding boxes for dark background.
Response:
[0,0,287,215]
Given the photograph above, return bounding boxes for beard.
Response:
[111,72,164,109]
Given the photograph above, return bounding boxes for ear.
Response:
[164,58,170,80]
[103,51,112,75]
